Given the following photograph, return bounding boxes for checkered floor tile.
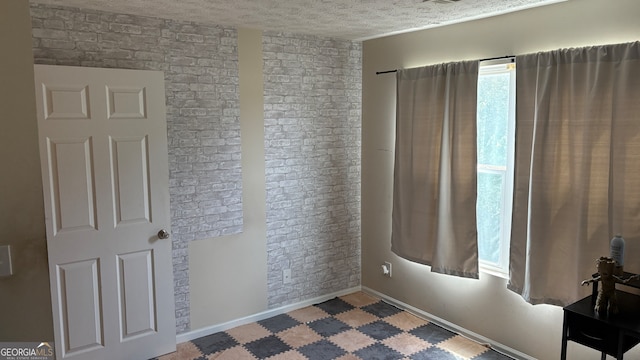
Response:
[153,292,514,360]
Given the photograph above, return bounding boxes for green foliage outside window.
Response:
[477,71,511,268]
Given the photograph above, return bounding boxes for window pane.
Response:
[477,73,510,167]
[477,171,503,264]
[476,63,515,275]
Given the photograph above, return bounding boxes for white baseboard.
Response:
[361,286,536,360]
[176,286,362,344]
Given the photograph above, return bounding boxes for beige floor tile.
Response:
[277,324,323,347]
[226,322,271,344]
[383,311,428,331]
[157,341,202,360]
[437,335,490,359]
[208,345,256,359]
[334,309,378,327]
[287,306,330,323]
[328,329,376,353]
[382,333,431,356]
[340,292,379,308]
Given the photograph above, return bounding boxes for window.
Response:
[476,60,516,277]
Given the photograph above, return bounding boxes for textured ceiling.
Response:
[30,0,567,41]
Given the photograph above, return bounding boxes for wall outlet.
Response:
[382,261,392,277]
[283,268,292,284]
[0,245,13,277]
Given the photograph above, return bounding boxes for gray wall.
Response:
[361,0,640,358]
[188,28,269,330]
[263,32,362,307]
[30,3,244,334]
[29,3,363,335]
[0,0,53,341]
[189,29,362,328]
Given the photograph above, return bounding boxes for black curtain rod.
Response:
[376,69,398,75]
[375,55,515,75]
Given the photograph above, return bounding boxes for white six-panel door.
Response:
[34,65,175,360]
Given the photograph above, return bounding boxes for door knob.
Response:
[157,229,170,239]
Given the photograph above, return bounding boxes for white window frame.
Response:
[477,60,516,279]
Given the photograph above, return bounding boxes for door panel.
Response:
[57,259,103,356]
[106,86,147,119]
[35,65,175,360]
[117,250,156,340]
[46,137,97,234]
[43,84,90,120]
[110,136,152,225]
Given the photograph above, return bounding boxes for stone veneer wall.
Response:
[263,32,362,307]
[30,4,243,333]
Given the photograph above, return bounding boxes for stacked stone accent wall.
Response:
[263,32,362,307]
[30,4,243,333]
[29,3,364,330]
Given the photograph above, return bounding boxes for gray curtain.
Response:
[509,42,640,305]
[391,61,479,278]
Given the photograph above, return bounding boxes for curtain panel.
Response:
[391,61,479,278]
[509,42,640,305]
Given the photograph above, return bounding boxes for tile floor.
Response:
[154,292,514,360]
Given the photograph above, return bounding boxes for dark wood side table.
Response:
[561,273,640,360]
